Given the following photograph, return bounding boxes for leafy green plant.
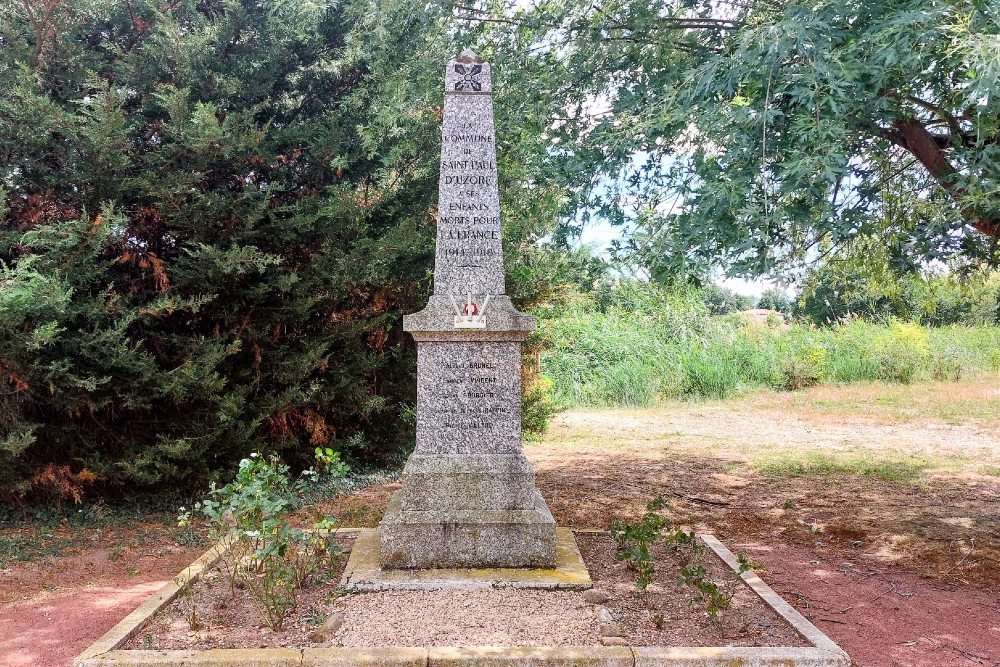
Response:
[874,322,930,383]
[666,532,750,621]
[522,372,557,439]
[288,518,343,589]
[179,451,346,630]
[179,454,292,598]
[611,496,750,622]
[311,448,349,478]
[931,347,964,382]
[242,519,299,630]
[779,336,827,391]
[302,608,328,626]
[610,496,671,590]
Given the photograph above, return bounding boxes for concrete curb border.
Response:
[75,535,234,664]
[74,530,850,667]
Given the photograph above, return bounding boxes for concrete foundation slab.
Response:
[342,527,591,591]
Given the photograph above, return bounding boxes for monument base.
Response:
[342,527,590,591]
[378,491,557,569]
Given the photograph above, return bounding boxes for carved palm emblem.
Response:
[454,64,483,91]
[450,292,491,328]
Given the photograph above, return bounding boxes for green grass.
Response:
[752,451,932,483]
[536,286,1000,408]
[0,532,75,568]
[0,496,207,568]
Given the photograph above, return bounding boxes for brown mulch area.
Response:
[575,533,803,647]
[125,535,356,651]
[127,533,802,650]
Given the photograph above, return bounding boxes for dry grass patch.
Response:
[731,374,1000,426]
[529,377,1000,590]
[751,450,933,483]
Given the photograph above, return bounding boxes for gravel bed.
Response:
[333,589,598,646]
[127,532,806,649]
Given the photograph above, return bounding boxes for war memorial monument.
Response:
[72,52,849,667]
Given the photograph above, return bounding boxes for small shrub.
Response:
[610,496,671,590]
[288,518,341,589]
[667,530,750,621]
[248,522,301,626]
[874,322,930,383]
[931,347,964,381]
[779,339,827,391]
[178,451,346,630]
[757,288,792,314]
[522,372,556,438]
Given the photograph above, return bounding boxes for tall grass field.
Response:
[534,283,1000,408]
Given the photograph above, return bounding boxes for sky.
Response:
[578,217,787,299]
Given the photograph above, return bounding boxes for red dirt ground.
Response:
[741,541,1000,667]
[0,545,202,667]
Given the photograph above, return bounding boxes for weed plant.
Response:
[611,496,750,622]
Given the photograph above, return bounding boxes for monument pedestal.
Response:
[380,489,556,569]
[378,299,557,570]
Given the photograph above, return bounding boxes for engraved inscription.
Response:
[416,341,521,454]
[433,63,505,296]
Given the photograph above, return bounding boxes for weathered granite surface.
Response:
[378,51,556,568]
[343,528,591,590]
[380,492,556,569]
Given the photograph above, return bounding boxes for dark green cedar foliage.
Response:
[0,0,453,498]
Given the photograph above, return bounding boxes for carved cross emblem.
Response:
[454,64,483,92]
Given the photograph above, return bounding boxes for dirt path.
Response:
[2,378,998,666]
[0,544,203,667]
[527,379,1000,667]
[750,542,999,667]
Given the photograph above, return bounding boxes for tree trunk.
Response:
[891,119,998,238]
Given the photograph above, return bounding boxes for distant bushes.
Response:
[697,283,755,315]
[756,288,793,314]
[795,265,1000,326]
[536,283,1000,407]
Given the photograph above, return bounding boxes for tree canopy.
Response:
[459,0,1000,277]
[0,0,579,499]
[2,0,997,500]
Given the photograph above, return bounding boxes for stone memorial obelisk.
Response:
[378,51,557,569]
